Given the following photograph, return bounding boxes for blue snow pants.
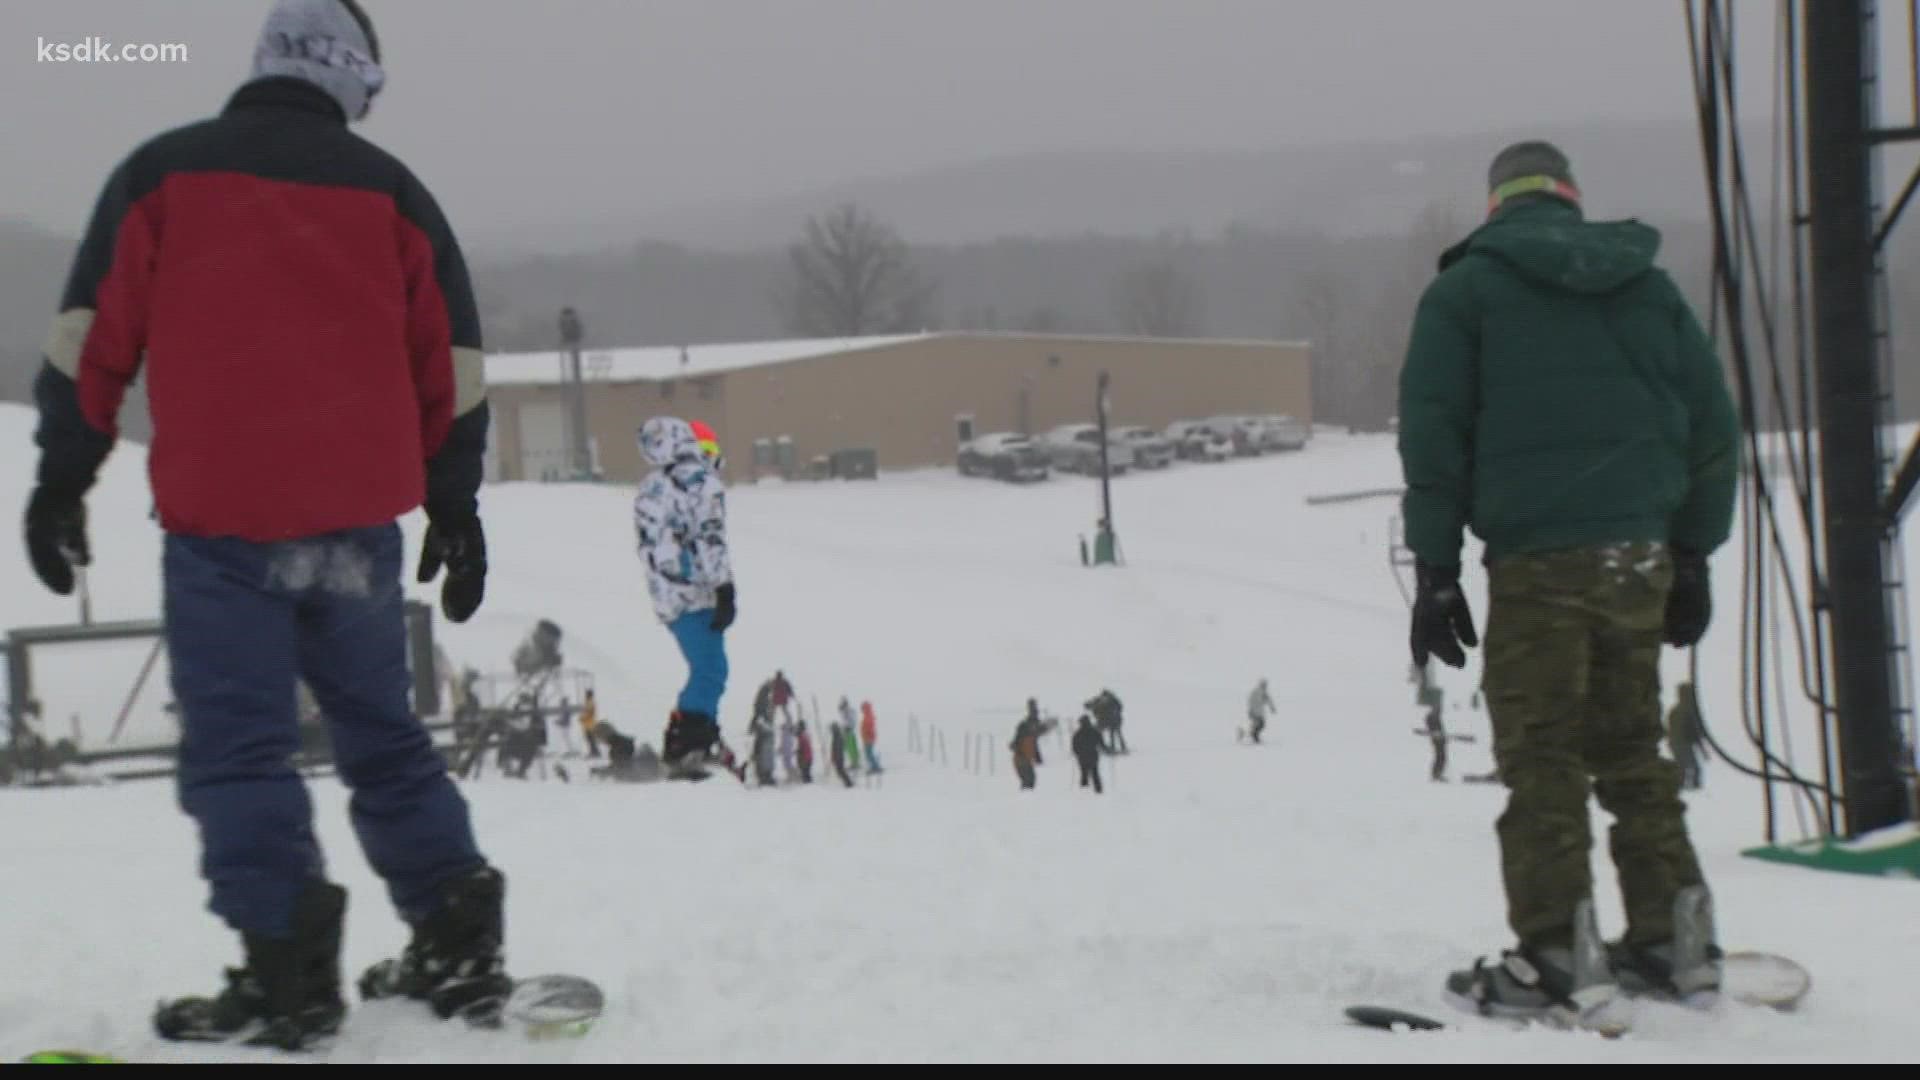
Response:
[165,524,483,937]
[668,609,729,718]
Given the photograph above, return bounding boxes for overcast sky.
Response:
[0,1,1867,246]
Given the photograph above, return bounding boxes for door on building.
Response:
[517,399,568,481]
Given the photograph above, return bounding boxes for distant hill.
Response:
[471,122,1755,255]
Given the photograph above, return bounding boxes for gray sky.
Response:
[0,1,1839,247]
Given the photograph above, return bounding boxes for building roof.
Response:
[484,331,1310,387]
[485,333,930,386]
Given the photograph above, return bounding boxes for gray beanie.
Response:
[248,0,385,122]
[1486,140,1580,210]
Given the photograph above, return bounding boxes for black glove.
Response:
[710,583,737,632]
[1411,559,1478,669]
[1664,548,1711,648]
[24,485,90,596]
[417,513,487,624]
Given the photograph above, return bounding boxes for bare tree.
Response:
[781,204,937,337]
[1112,259,1205,338]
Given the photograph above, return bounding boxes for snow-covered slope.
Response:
[2,402,1914,1062]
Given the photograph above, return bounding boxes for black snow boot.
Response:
[1444,899,1630,1034]
[662,710,721,775]
[154,880,348,1051]
[359,864,514,1026]
[1609,885,1723,1004]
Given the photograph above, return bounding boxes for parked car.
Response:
[1111,425,1176,469]
[1164,420,1234,462]
[958,432,1051,482]
[1251,414,1310,452]
[1199,415,1268,457]
[1039,423,1137,476]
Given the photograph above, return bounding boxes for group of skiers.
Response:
[735,674,884,789]
[1011,690,1129,794]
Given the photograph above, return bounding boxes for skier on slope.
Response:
[826,720,854,788]
[860,701,883,773]
[1245,678,1276,744]
[23,0,512,1049]
[778,715,798,782]
[1399,140,1738,1019]
[838,697,862,774]
[1010,700,1044,790]
[1085,688,1128,754]
[633,416,739,776]
[794,722,815,784]
[1071,714,1106,794]
[1666,683,1706,792]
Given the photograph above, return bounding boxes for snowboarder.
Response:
[23,0,511,1049]
[1086,689,1128,754]
[1399,140,1739,1018]
[1071,715,1105,794]
[1667,683,1706,791]
[633,416,738,777]
[1245,679,1276,744]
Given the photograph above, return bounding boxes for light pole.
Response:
[558,307,588,480]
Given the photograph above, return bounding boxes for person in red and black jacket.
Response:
[23,0,510,1051]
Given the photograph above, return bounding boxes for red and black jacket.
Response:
[33,75,488,542]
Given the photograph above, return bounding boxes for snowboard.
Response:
[1345,950,1811,1036]
[1346,996,1631,1038]
[495,973,606,1040]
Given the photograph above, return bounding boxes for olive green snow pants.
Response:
[1482,541,1708,951]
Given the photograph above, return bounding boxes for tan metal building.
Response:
[482,332,1312,484]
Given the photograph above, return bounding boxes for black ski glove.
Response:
[24,485,90,596]
[1664,548,1712,648]
[417,512,487,624]
[710,583,737,632]
[1411,559,1478,669]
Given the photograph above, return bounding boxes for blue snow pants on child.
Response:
[668,609,729,718]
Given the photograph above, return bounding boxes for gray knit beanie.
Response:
[1486,140,1581,210]
[248,0,385,121]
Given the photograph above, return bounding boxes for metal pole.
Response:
[558,307,588,481]
[1804,0,1911,835]
[1096,371,1113,536]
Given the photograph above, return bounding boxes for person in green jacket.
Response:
[1397,140,1741,1022]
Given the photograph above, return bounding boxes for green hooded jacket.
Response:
[1396,197,1740,567]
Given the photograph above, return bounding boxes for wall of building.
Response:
[486,334,1310,485]
[718,335,1310,482]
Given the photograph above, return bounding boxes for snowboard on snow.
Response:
[1344,950,1812,1036]
[496,973,606,1040]
[19,973,606,1062]
[666,747,747,783]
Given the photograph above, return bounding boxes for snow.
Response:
[2,400,1917,1062]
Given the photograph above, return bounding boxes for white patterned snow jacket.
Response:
[633,417,733,624]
